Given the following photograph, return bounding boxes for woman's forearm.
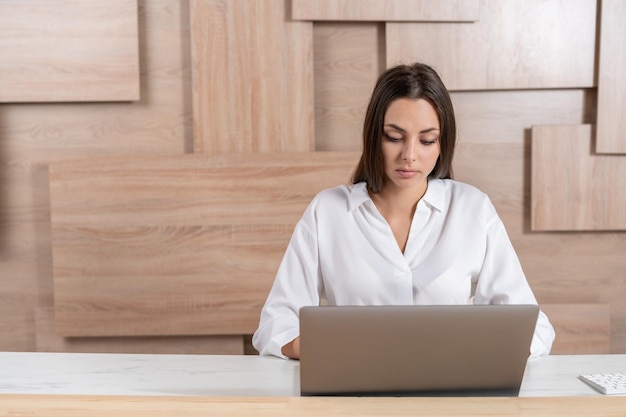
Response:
[281,336,300,359]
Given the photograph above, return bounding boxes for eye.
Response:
[383,133,403,142]
[420,139,438,146]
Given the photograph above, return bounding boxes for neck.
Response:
[370,180,428,215]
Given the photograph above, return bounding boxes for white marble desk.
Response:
[0,352,625,397]
[0,353,298,397]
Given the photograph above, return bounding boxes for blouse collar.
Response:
[347,180,446,213]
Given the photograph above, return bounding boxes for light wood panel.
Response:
[386,0,596,90]
[531,125,626,231]
[0,0,192,352]
[541,304,610,354]
[613,299,626,353]
[313,23,384,151]
[515,233,626,304]
[451,90,595,144]
[454,143,525,235]
[0,0,192,159]
[0,0,140,103]
[190,0,314,155]
[0,0,623,356]
[3,395,626,417]
[292,0,479,22]
[49,153,359,337]
[596,0,626,154]
[0,303,35,351]
[513,230,626,355]
[35,308,244,354]
[315,41,594,150]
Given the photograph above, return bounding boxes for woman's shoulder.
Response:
[305,183,371,217]
[432,179,495,213]
[448,179,487,197]
[310,183,357,208]
[433,178,487,198]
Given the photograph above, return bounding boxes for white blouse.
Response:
[252,180,555,358]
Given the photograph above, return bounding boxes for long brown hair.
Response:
[351,63,456,193]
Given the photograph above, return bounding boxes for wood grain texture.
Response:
[316,83,594,150]
[0,0,192,351]
[452,89,595,144]
[2,0,625,356]
[531,125,626,231]
[3,395,626,417]
[0,0,140,103]
[516,233,626,304]
[49,153,359,337]
[0,302,36,351]
[386,0,596,90]
[596,0,626,153]
[292,0,479,22]
[541,304,610,354]
[190,0,314,155]
[453,142,525,235]
[0,0,192,158]
[612,294,626,353]
[313,23,384,151]
[35,308,244,354]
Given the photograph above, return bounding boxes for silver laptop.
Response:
[299,304,539,396]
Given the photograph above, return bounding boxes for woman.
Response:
[252,62,555,359]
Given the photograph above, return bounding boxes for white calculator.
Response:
[578,372,626,395]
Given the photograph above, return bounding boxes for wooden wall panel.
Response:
[35,308,244,354]
[309,17,617,353]
[451,90,595,144]
[531,125,626,231]
[454,143,525,234]
[0,0,140,103]
[0,0,193,353]
[521,241,626,354]
[313,23,384,151]
[1,0,624,356]
[315,75,593,151]
[516,233,626,304]
[596,0,626,154]
[49,153,359,337]
[613,298,626,353]
[190,0,314,155]
[0,303,35,351]
[541,304,610,354]
[386,0,596,90]
[292,0,479,22]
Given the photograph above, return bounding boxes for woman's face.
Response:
[380,98,441,192]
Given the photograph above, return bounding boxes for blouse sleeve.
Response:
[251,202,322,358]
[473,199,555,358]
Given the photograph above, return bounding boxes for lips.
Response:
[396,168,419,178]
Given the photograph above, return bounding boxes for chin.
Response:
[391,178,426,190]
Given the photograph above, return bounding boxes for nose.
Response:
[401,139,417,162]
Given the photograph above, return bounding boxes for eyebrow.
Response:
[384,123,440,134]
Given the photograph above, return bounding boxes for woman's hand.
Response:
[281,336,300,359]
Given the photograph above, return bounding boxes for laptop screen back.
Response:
[299,304,539,396]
